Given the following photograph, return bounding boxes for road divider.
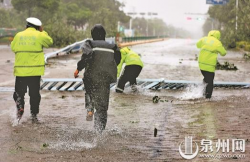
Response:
[118,38,165,47]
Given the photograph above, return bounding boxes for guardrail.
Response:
[40,78,250,91]
[121,36,168,43]
[118,38,165,48]
[122,36,158,43]
[44,37,116,63]
[44,36,168,63]
[0,28,20,37]
[44,39,87,63]
[0,78,249,92]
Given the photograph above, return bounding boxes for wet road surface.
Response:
[0,39,250,162]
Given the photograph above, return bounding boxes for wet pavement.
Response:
[0,39,250,161]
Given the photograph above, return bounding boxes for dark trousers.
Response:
[84,78,110,132]
[201,70,215,98]
[116,65,142,92]
[13,76,41,115]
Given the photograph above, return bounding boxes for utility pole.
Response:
[235,0,238,31]
[129,19,133,30]
[211,18,214,30]
[127,12,157,37]
[117,21,120,32]
[127,12,136,37]
[235,0,238,41]
[146,19,148,36]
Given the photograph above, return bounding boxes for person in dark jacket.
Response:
[74,24,121,132]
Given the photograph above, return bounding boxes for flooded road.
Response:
[0,39,250,161]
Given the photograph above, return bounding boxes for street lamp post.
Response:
[126,12,158,37]
[117,21,120,32]
[129,19,133,30]
[235,0,238,42]
[146,19,149,36]
[151,13,158,36]
[235,0,238,31]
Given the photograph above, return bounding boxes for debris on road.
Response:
[244,52,250,60]
[153,96,171,103]
[153,96,160,103]
[216,61,238,70]
[154,128,157,137]
[42,143,49,148]
[60,95,66,99]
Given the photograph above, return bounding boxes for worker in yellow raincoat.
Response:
[196,30,226,98]
[11,17,53,123]
[116,47,143,93]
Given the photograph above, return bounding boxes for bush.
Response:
[236,41,250,51]
[236,41,247,49]
[244,44,250,52]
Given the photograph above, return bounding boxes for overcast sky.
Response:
[120,0,211,37]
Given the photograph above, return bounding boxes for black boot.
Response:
[31,114,40,124]
[115,89,123,93]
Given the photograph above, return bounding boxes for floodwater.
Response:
[0,39,250,162]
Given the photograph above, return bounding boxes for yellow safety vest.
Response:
[11,27,53,76]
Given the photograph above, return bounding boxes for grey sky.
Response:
[120,0,211,37]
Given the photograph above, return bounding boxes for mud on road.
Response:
[0,39,250,162]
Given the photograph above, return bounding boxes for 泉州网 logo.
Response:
[179,136,199,159]
[179,136,246,160]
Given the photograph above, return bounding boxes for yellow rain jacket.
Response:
[196,30,226,72]
[117,47,143,77]
[11,27,53,76]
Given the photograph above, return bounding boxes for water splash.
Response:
[123,85,157,96]
[179,83,206,100]
[49,140,96,151]
[49,125,125,151]
[106,124,125,138]
[9,108,20,126]
[9,108,29,126]
[11,119,19,127]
